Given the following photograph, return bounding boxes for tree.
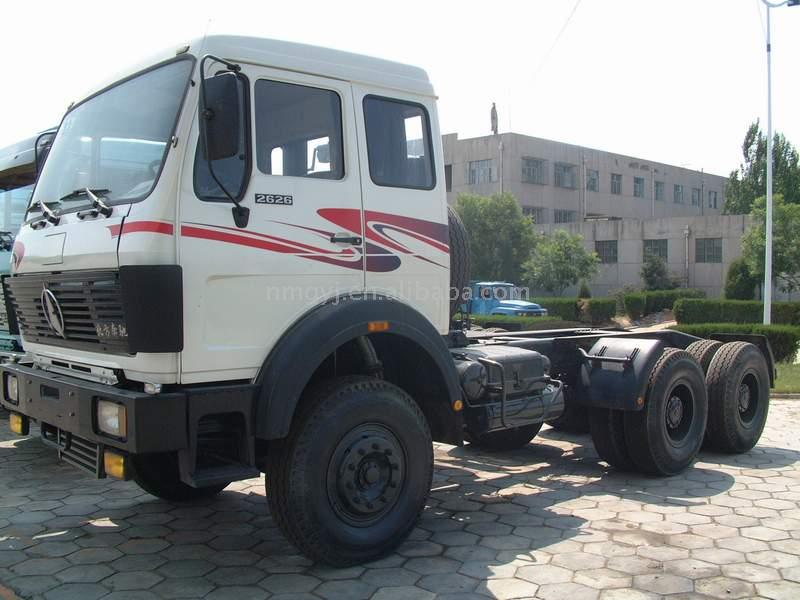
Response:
[724,256,757,300]
[641,254,676,291]
[725,121,800,214]
[578,280,592,298]
[741,194,800,294]
[454,193,538,282]
[522,230,599,296]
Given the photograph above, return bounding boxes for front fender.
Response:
[254,295,462,440]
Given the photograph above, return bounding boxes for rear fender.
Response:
[575,337,667,411]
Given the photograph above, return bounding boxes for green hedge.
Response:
[623,293,646,321]
[674,299,800,326]
[583,298,617,325]
[669,323,800,363]
[532,298,580,321]
[644,288,705,314]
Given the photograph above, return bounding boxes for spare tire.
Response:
[448,205,471,318]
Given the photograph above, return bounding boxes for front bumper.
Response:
[0,362,187,454]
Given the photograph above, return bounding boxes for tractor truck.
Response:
[0,36,774,566]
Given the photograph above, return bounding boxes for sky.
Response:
[1,0,798,177]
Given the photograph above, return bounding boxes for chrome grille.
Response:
[5,270,130,354]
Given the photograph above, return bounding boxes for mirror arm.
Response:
[199,54,249,229]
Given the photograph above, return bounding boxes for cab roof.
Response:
[72,35,435,109]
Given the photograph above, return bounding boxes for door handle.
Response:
[330,234,362,245]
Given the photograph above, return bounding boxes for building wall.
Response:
[442,132,727,223]
[534,215,752,298]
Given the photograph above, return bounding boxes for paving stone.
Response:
[11,557,70,576]
[205,586,269,600]
[417,572,477,594]
[313,579,376,599]
[476,577,539,598]
[722,562,780,582]
[150,577,215,598]
[42,583,108,600]
[537,581,600,600]
[633,573,693,595]
[663,558,721,579]
[755,580,800,600]
[259,574,322,594]
[695,575,756,599]
[517,564,573,585]
[372,587,435,600]
[105,570,164,591]
[54,564,114,583]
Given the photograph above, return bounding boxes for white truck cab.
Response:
[1,35,774,567]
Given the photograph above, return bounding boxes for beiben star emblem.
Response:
[41,286,66,338]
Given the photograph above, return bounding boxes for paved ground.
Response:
[2,403,800,600]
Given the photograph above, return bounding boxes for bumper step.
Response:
[187,465,260,488]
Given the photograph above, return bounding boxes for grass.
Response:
[775,362,800,394]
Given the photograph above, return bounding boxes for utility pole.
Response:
[761,0,800,324]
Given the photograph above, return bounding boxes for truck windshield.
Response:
[30,58,193,216]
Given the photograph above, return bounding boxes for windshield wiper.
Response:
[61,188,114,220]
[32,199,61,228]
[59,188,110,203]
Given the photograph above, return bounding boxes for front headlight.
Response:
[5,374,18,404]
[97,400,127,438]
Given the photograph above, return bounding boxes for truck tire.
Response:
[466,423,542,451]
[686,339,723,374]
[624,348,708,476]
[705,342,770,453]
[589,408,636,471]
[130,453,228,502]
[265,376,433,566]
[546,387,590,433]
[448,205,471,319]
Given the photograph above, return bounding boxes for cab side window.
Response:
[254,80,344,180]
[363,96,435,190]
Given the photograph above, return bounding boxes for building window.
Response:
[696,238,722,263]
[586,169,599,192]
[674,184,684,204]
[363,96,434,189]
[691,187,701,206]
[634,176,645,198]
[521,157,546,184]
[444,164,452,192]
[655,180,665,201]
[595,240,618,264]
[644,239,668,261]
[611,173,622,195]
[708,190,718,209]
[469,159,496,184]
[554,163,577,189]
[523,206,546,223]
[554,209,577,223]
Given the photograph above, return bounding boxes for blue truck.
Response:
[465,281,549,317]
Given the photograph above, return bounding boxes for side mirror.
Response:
[314,143,330,164]
[200,72,243,161]
[35,131,56,176]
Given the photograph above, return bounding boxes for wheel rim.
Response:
[664,383,694,444]
[326,423,406,527]
[737,372,759,425]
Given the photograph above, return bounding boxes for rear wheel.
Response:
[130,453,227,502]
[589,408,636,471]
[705,342,770,453]
[686,339,723,374]
[624,348,708,476]
[466,423,542,451]
[265,376,432,566]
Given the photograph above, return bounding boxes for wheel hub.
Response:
[328,425,405,525]
[738,384,751,413]
[666,395,684,429]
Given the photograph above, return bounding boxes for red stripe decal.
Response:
[108,221,174,238]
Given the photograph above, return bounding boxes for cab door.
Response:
[179,67,364,383]
[350,86,449,332]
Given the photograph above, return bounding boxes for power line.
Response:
[531,0,583,82]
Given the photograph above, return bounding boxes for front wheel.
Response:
[130,453,228,502]
[266,376,432,567]
[466,423,542,451]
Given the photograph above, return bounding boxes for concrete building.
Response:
[535,215,752,299]
[442,132,726,223]
[442,131,744,298]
